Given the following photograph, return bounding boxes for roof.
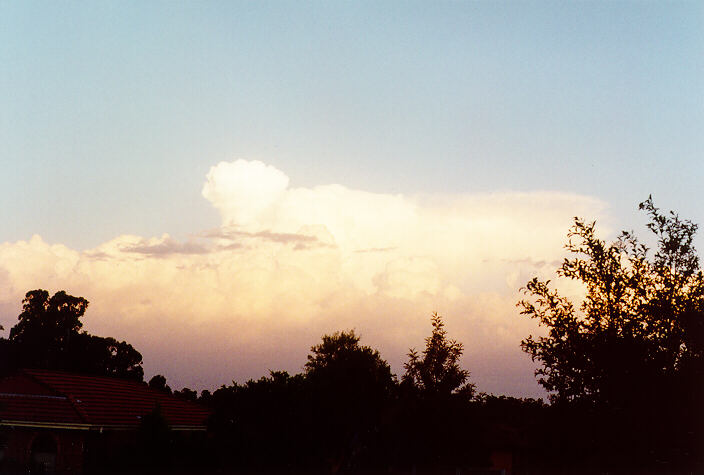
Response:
[0,369,209,431]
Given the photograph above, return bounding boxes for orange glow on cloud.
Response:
[0,160,607,396]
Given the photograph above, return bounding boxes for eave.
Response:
[0,420,206,432]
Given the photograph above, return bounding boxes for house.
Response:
[0,369,209,474]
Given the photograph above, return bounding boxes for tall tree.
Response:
[10,290,86,353]
[305,330,396,408]
[304,330,396,471]
[398,314,476,470]
[518,197,703,404]
[403,313,474,399]
[2,290,144,380]
[518,198,704,469]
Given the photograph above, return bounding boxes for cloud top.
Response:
[0,160,608,397]
[202,160,290,228]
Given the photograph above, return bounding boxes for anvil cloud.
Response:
[0,160,607,396]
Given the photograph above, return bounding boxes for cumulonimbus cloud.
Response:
[0,160,608,397]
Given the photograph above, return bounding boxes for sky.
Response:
[1,1,702,397]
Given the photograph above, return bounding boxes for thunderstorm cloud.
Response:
[0,160,608,396]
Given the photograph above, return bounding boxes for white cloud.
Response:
[0,160,608,397]
[202,160,290,228]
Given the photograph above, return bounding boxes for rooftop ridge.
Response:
[65,394,90,424]
[0,392,67,400]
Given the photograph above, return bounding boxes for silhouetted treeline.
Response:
[1,290,701,472]
[176,316,699,473]
[1,199,702,473]
[195,372,700,473]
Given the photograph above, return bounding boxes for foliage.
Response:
[518,197,704,470]
[304,330,396,471]
[208,371,309,469]
[1,289,144,380]
[304,329,396,410]
[206,334,398,472]
[149,374,172,394]
[393,314,476,469]
[174,387,197,401]
[518,197,704,405]
[305,330,395,389]
[9,290,86,352]
[73,334,144,381]
[403,313,474,399]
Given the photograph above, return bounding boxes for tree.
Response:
[518,198,704,469]
[208,371,308,470]
[9,290,86,364]
[304,330,396,407]
[1,290,144,381]
[149,374,172,394]
[399,314,476,470]
[67,334,144,381]
[518,197,703,404]
[304,330,396,471]
[403,313,474,399]
[174,387,197,402]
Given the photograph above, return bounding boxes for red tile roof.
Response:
[0,369,209,430]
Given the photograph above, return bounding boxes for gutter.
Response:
[0,421,206,432]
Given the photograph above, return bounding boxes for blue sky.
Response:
[0,1,702,394]
[2,1,702,248]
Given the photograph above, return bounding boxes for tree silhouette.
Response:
[1,290,144,380]
[148,374,172,394]
[518,197,704,469]
[304,330,396,472]
[10,290,86,362]
[173,387,197,401]
[403,313,474,399]
[208,371,308,470]
[519,197,703,404]
[305,330,396,404]
[398,313,475,470]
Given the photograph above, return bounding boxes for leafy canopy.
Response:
[518,197,704,404]
[403,313,474,399]
[2,289,144,381]
[10,290,86,347]
[305,329,395,398]
[304,330,396,471]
